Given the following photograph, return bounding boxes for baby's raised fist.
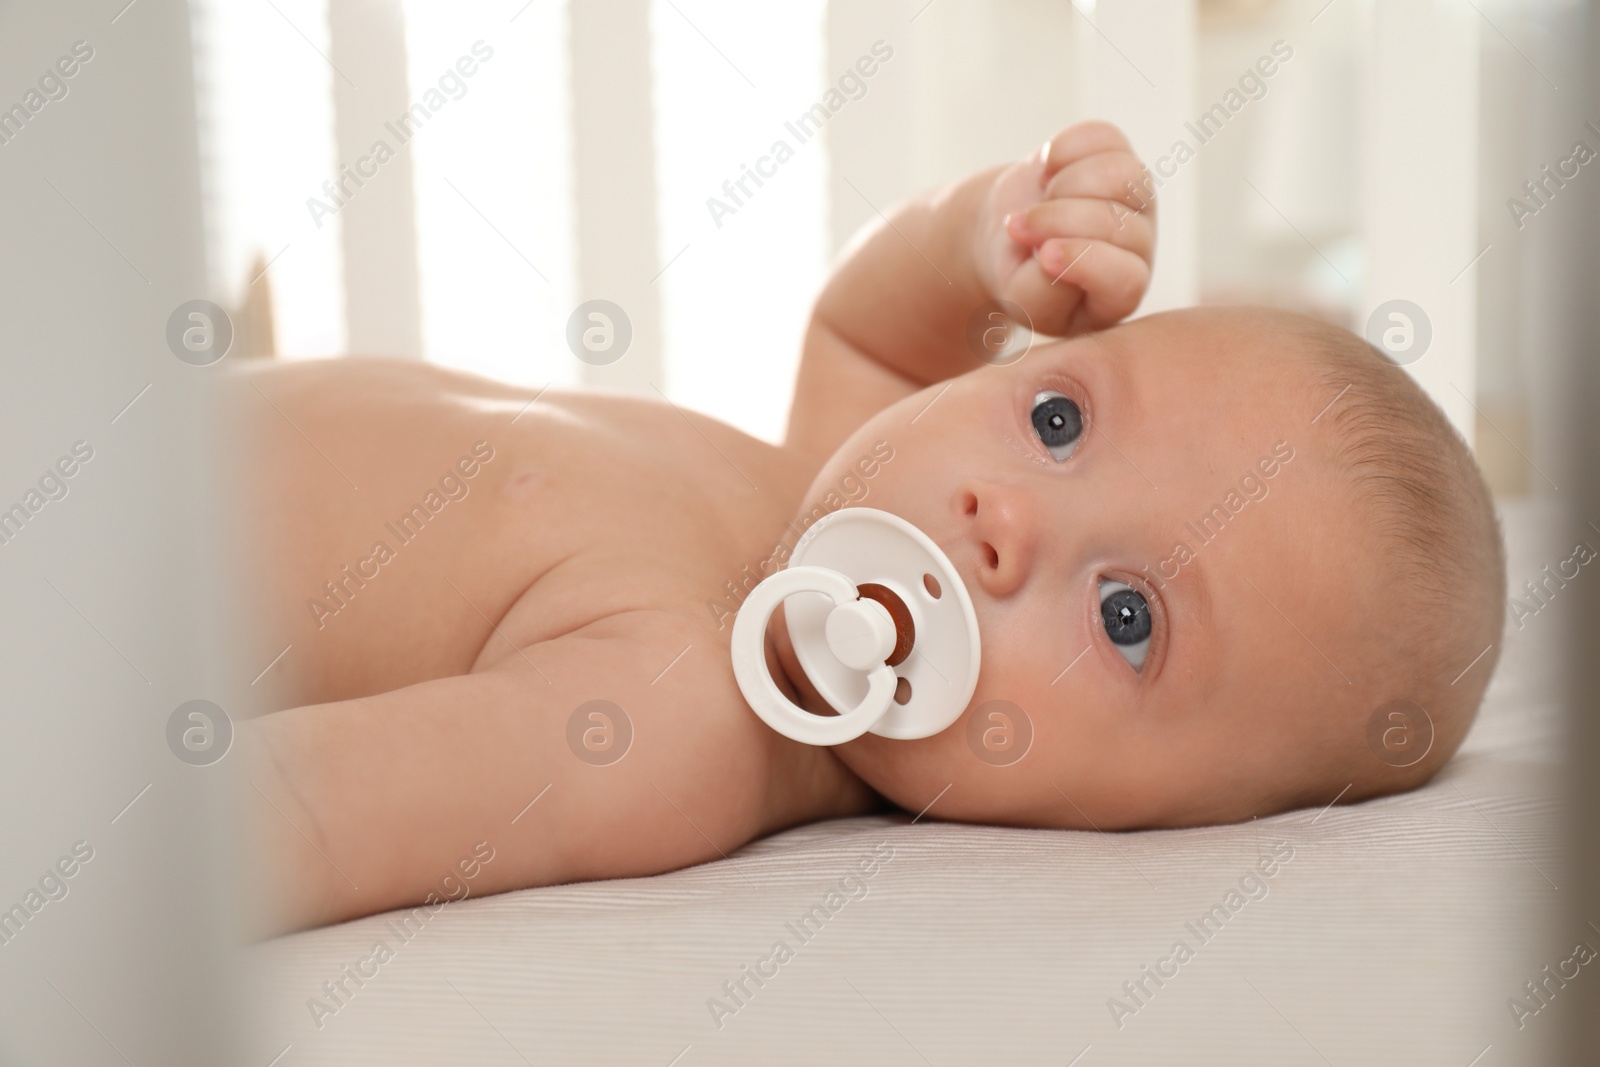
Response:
[974,120,1155,338]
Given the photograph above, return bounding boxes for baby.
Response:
[234,121,1504,932]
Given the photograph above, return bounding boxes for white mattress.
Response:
[249,498,1568,1065]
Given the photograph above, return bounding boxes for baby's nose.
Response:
[952,481,1036,598]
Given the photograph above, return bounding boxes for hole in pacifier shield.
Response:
[166,699,233,766]
[1365,699,1434,768]
[966,699,1032,767]
[965,300,1032,367]
[167,300,233,366]
[566,300,631,366]
[567,699,633,766]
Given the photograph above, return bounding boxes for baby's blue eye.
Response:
[1099,580,1151,671]
[1031,391,1083,461]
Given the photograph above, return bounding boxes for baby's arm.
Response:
[787,121,1154,465]
[241,619,767,932]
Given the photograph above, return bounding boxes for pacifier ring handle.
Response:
[730,566,898,746]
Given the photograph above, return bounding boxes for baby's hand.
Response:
[974,121,1155,338]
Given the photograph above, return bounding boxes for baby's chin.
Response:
[830,728,938,799]
[832,718,1350,832]
[833,727,1051,826]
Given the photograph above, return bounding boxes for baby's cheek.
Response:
[973,607,1065,694]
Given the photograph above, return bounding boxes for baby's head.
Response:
[782,306,1504,829]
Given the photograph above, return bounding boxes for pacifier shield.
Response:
[785,508,980,740]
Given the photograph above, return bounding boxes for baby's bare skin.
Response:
[241,121,1160,932]
[237,360,886,930]
[243,358,812,708]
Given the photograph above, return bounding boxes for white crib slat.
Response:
[569,0,664,393]
[1361,0,1479,445]
[329,0,424,359]
[1072,0,1199,315]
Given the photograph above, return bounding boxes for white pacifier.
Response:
[730,507,981,746]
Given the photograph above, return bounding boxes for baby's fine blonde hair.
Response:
[1295,313,1507,799]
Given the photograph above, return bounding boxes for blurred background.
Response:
[1,0,1595,1063]
[191,0,1571,482]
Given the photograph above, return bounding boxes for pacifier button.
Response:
[825,598,897,673]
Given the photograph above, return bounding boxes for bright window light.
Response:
[404,2,577,388]
[650,0,830,443]
[191,0,345,358]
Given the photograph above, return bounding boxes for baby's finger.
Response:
[1031,238,1150,330]
[1044,150,1154,213]
[994,254,1086,339]
[1007,197,1154,263]
[1041,120,1133,182]
[1039,238,1149,329]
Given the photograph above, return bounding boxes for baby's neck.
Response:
[751,627,886,834]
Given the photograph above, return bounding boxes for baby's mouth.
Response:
[732,506,983,747]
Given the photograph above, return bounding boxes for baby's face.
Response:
[787,309,1378,829]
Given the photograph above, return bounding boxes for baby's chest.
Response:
[483,410,807,624]
[502,404,806,572]
[514,401,803,539]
